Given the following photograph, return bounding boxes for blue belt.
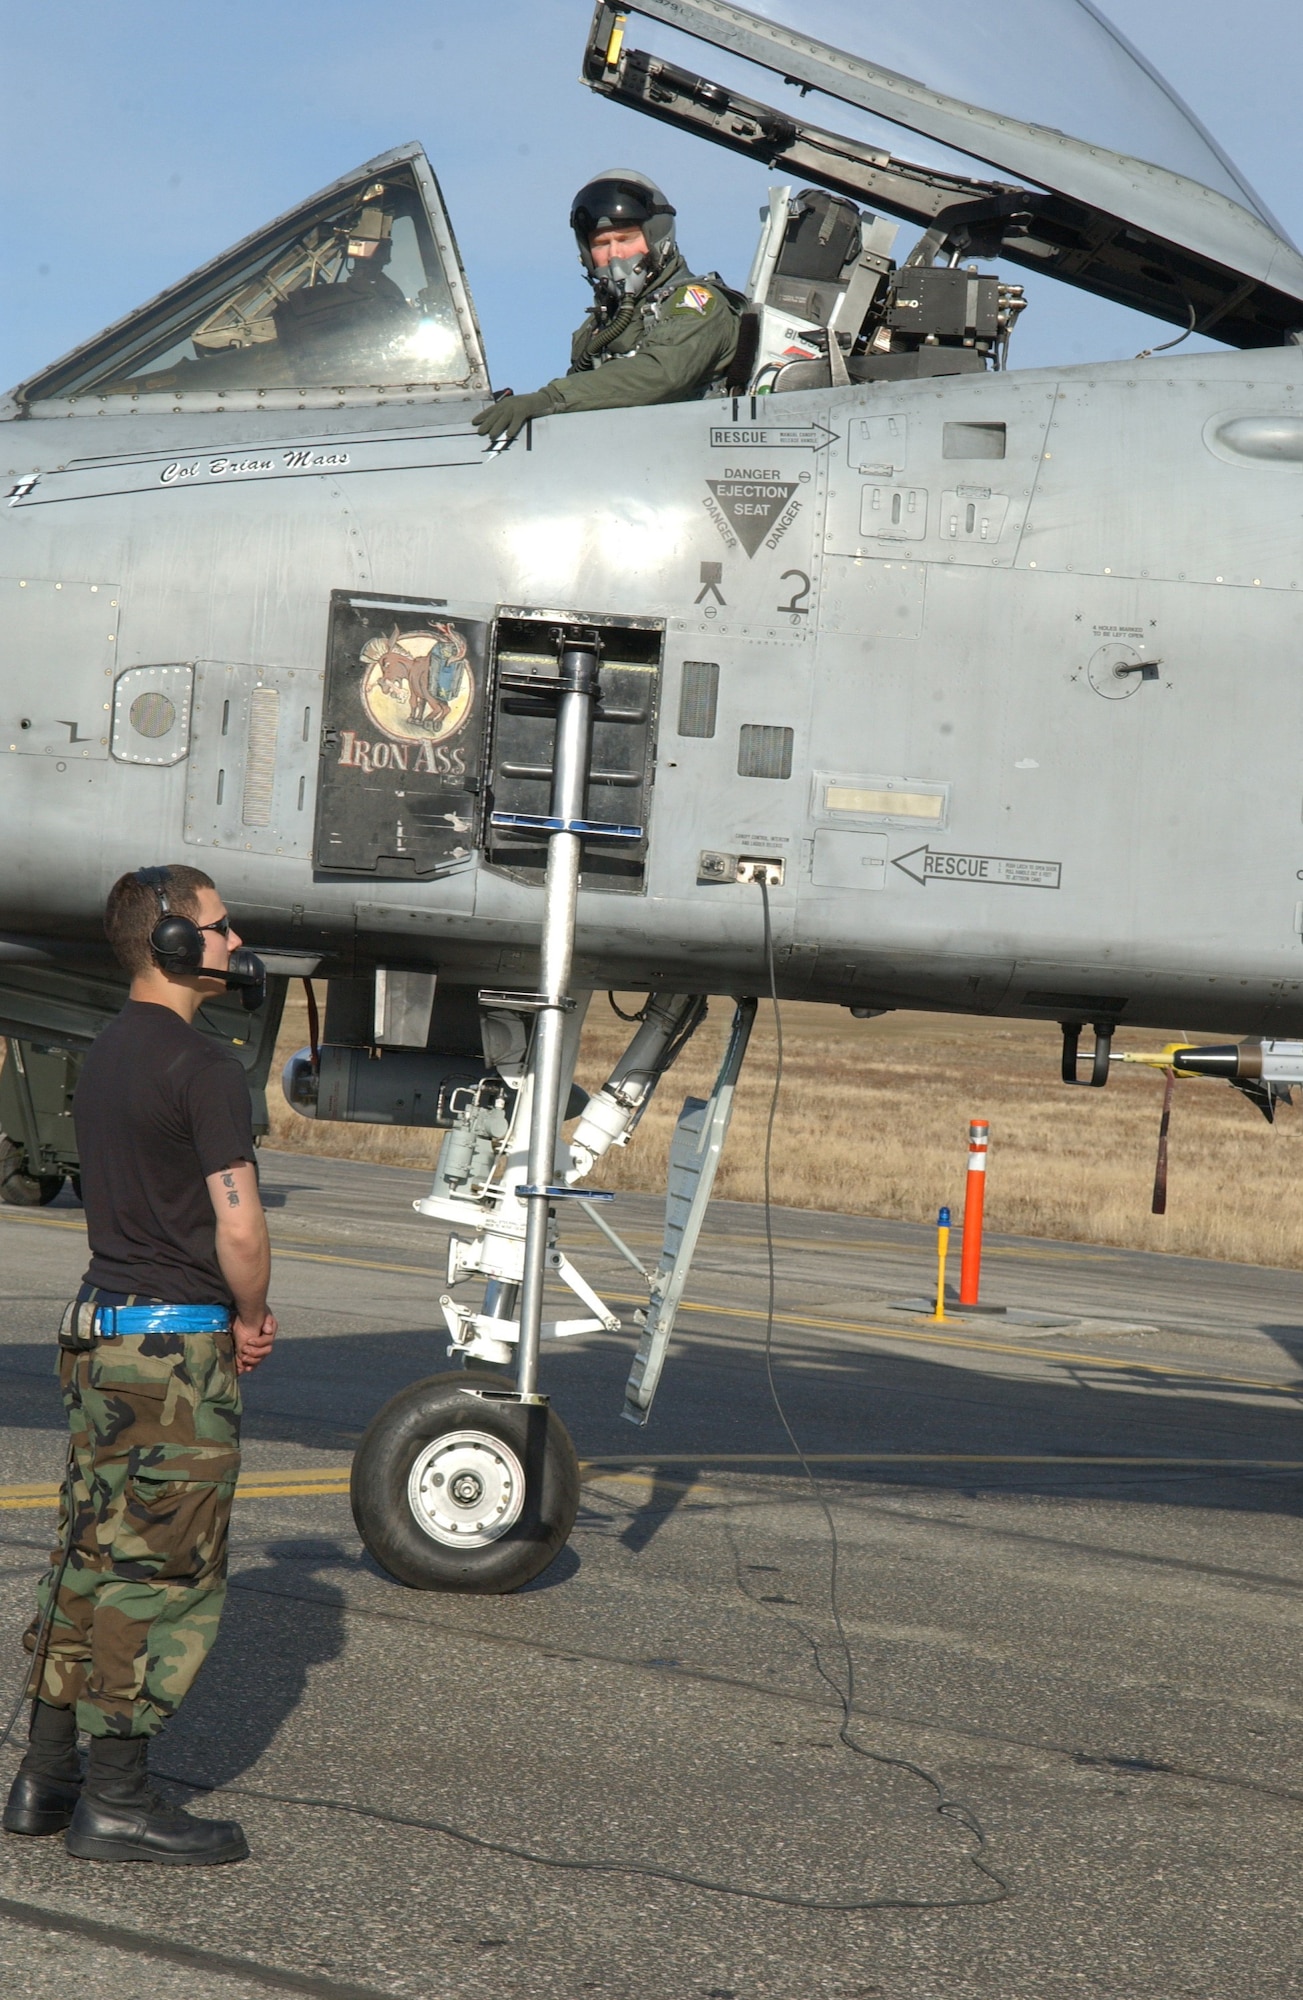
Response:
[96,1305,231,1336]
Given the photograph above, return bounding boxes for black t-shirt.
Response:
[74,1000,256,1304]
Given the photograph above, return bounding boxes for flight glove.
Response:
[472,390,552,444]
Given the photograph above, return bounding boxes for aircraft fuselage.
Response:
[3,343,1301,1034]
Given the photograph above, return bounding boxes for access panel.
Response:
[0,577,118,761]
[314,590,489,878]
[185,661,319,857]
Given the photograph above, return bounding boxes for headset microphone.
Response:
[223,948,267,1013]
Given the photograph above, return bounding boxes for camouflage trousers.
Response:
[30,1301,241,1738]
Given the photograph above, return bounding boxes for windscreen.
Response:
[634,0,1280,227]
[37,165,474,399]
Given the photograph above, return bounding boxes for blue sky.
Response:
[2,1,1300,394]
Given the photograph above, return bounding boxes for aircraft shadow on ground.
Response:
[4,1317,1301,1790]
[1260,1323,1303,1371]
[4,1320,1300,1531]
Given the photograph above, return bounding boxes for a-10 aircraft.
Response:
[3,0,1301,1591]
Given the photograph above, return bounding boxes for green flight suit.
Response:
[538,259,740,416]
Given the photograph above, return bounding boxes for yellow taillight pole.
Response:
[932,1206,951,1323]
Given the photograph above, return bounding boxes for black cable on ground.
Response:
[753,876,1009,1908]
[151,1768,998,1913]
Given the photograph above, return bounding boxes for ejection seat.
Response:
[736,184,1025,397]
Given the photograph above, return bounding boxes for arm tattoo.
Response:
[221,1170,241,1209]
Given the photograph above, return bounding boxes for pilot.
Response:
[2,865,275,1866]
[473,171,741,444]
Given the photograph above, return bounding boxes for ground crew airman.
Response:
[473,170,741,444]
[2,865,274,1865]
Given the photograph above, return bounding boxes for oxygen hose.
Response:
[585,298,638,355]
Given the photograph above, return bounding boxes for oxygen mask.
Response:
[595,253,651,305]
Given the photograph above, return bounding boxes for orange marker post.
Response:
[958,1119,989,1307]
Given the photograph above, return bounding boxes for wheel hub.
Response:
[406,1428,526,1548]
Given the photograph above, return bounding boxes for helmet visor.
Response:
[570,178,675,243]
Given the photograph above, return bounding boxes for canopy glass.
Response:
[633,0,1284,232]
[22,150,487,406]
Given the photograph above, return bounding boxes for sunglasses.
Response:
[196,917,231,938]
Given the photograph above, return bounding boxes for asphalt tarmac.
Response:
[2,1150,1301,2000]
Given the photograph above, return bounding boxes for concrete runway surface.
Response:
[1,1149,1301,2000]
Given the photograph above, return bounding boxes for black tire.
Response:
[350,1372,580,1594]
[0,1139,63,1208]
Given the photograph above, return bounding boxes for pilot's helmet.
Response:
[570,170,677,302]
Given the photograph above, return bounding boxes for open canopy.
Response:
[18,145,488,411]
[584,0,1303,347]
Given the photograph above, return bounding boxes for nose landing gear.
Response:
[349,628,752,1593]
[351,632,624,1594]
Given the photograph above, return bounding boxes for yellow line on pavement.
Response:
[0,1469,354,1511]
[237,1482,350,1499]
[0,1212,84,1233]
[271,1245,438,1278]
[7,1450,1300,1517]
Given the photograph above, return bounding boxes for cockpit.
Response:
[110,181,460,397]
[18,151,487,411]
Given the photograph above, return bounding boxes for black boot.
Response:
[3,1701,83,1836]
[65,1736,248,1866]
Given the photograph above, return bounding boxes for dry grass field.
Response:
[264,990,1303,1269]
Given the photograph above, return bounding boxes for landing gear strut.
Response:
[350,629,757,1592]
[352,631,631,1592]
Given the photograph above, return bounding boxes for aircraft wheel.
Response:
[0,1139,64,1207]
[351,1372,580,1594]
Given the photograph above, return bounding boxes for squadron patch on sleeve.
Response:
[675,285,715,314]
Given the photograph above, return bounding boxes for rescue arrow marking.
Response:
[893,845,1062,888]
[710,423,838,450]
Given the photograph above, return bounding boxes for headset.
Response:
[136,866,206,973]
[134,866,266,1009]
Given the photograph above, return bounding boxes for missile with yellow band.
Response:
[1115,1039,1303,1082]
[1114,1038,1303,1125]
